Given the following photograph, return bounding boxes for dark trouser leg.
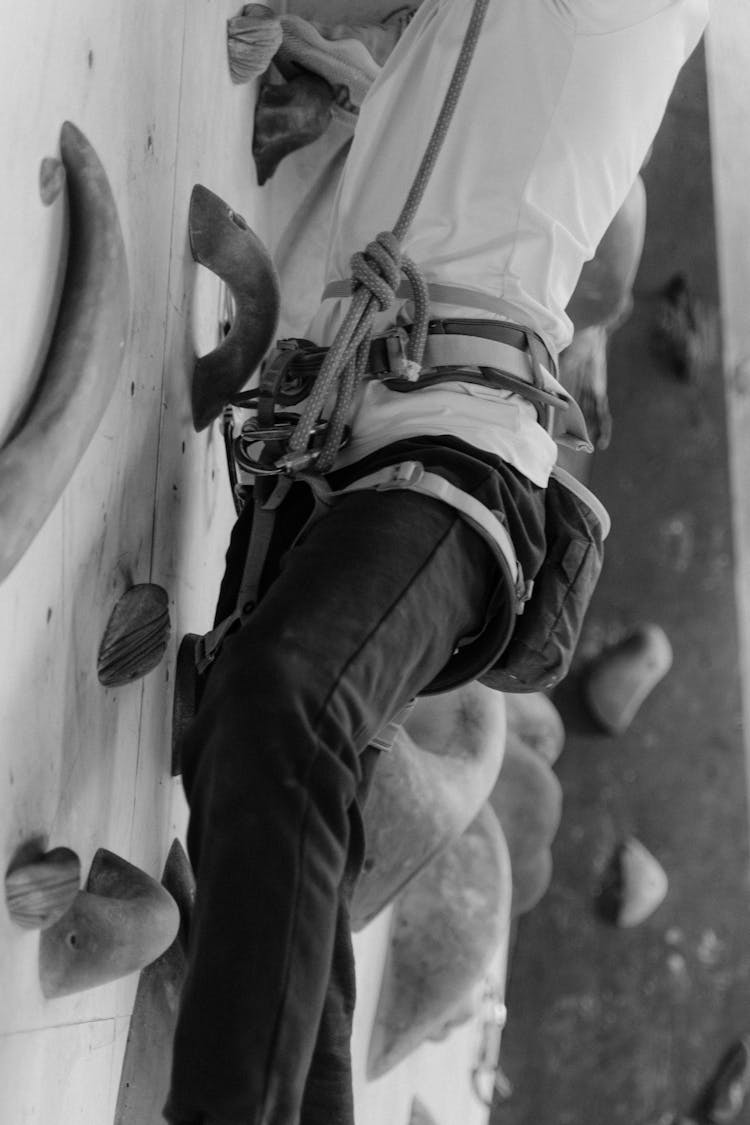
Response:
[165,490,499,1125]
[298,744,378,1125]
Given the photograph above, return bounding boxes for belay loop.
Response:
[275,0,491,476]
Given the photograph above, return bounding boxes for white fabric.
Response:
[307,0,708,484]
[331,376,558,485]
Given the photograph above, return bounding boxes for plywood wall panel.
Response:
[0,0,187,1044]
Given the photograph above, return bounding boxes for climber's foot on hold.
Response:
[252,72,334,185]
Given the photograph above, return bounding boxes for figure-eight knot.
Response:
[349,231,403,311]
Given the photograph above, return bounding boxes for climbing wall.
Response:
[0,0,254,1118]
[0,2,504,1123]
[494,32,750,1125]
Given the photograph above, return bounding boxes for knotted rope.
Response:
[283,0,490,474]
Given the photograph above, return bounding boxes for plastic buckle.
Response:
[383,327,410,371]
[386,461,425,489]
[515,576,534,615]
[194,611,243,674]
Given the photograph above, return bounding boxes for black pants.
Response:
[164,485,501,1125]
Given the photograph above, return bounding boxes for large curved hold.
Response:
[367,804,512,1079]
[188,184,280,431]
[0,121,130,584]
[352,683,506,930]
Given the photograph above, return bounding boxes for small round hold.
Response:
[596,836,668,927]
[5,846,81,930]
[582,623,673,735]
[39,157,66,205]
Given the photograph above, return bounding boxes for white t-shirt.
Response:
[307,0,708,484]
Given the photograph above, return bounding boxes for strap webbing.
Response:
[329,461,528,610]
[322,278,530,326]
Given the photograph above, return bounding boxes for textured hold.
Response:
[227,4,283,83]
[352,683,506,930]
[253,73,335,186]
[5,846,81,930]
[504,691,565,765]
[367,804,511,1079]
[694,1037,750,1124]
[582,623,673,735]
[97,584,170,686]
[114,840,195,1125]
[596,836,668,927]
[409,1097,441,1125]
[39,849,180,998]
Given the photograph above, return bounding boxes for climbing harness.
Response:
[197,0,497,668]
[193,0,606,695]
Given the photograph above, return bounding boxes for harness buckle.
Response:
[376,460,425,490]
[369,327,421,381]
[515,576,534,615]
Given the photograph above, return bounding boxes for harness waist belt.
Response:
[368,316,556,374]
[367,329,591,452]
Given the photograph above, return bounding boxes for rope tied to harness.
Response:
[281,0,490,475]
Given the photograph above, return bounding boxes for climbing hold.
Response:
[693,1036,750,1124]
[490,737,561,866]
[253,73,335,186]
[408,1096,440,1125]
[367,804,511,1079]
[227,4,283,83]
[504,691,565,765]
[188,184,280,430]
[39,849,180,998]
[488,738,560,915]
[652,273,717,383]
[5,846,80,930]
[596,836,668,927]
[97,584,170,686]
[0,121,130,584]
[114,840,195,1125]
[352,683,505,930]
[582,623,673,735]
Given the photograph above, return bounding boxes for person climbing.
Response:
[164,2,708,1123]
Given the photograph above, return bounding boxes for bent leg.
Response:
[166,489,499,1125]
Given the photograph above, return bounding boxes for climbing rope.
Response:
[282,0,491,474]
